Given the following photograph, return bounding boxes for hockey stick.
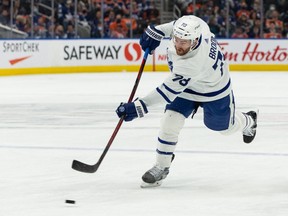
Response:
[72,48,150,173]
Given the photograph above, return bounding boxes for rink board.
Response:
[0,39,287,75]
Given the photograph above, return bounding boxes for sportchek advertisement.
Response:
[0,40,147,67]
[0,39,287,75]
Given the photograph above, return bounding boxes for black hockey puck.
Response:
[65,199,76,204]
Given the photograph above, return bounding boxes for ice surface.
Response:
[0,71,287,216]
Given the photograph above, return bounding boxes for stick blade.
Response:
[72,160,99,173]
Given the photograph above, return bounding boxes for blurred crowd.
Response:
[0,0,160,38]
[177,0,288,38]
[0,0,287,39]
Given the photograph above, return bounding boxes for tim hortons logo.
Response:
[219,42,288,62]
[124,43,142,61]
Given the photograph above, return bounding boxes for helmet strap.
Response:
[190,38,199,50]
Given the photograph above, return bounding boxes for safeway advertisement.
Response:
[0,40,148,68]
[0,39,287,69]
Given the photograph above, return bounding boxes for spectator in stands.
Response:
[137,0,160,24]
[252,0,261,13]
[201,6,214,23]
[145,7,159,25]
[66,22,78,38]
[185,2,201,15]
[122,14,138,37]
[248,25,261,38]
[109,13,128,38]
[276,0,288,14]
[236,1,250,19]
[279,8,288,34]
[216,8,228,33]
[1,0,10,11]
[114,0,129,16]
[103,9,116,37]
[231,26,248,38]
[4,0,288,39]
[89,9,103,38]
[0,8,10,26]
[265,10,283,33]
[15,14,27,32]
[54,24,66,38]
[58,0,75,28]
[264,21,282,38]
[265,4,277,20]
[78,1,89,23]
[12,0,21,19]
[33,15,48,38]
[250,10,260,25]
[236,13,252,36]
[130,1,140,20]
[90,0,101,10]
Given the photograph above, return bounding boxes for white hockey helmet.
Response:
[173,16,202,43]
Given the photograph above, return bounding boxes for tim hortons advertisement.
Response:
[219,40,287,64]
[156,39,288,69]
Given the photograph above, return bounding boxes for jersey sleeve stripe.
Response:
[183,79,231,97]
[163,83,182,95]
[156,87,172,103]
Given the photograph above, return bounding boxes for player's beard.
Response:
[175,46,190,56]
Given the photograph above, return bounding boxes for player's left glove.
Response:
[116,99,148,122]
[140,25,164,54]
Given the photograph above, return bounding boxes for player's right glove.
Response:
[140,25,165,54]
[116,99,148,122]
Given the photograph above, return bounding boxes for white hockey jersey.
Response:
[141,15,232,107]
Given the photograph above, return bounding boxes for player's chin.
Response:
[176,48,188,56]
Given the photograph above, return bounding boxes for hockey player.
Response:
[116,15,258,188]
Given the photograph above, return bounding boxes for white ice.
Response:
[0,71,287,216]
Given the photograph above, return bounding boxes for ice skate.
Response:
[243,110,258,143]
[141,164,170,188]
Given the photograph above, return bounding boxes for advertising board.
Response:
[0,39,287,75]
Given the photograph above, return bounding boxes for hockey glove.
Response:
[116,99,148,122]
[140,25,165,54]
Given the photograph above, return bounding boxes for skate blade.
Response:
[140,180,163,188]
